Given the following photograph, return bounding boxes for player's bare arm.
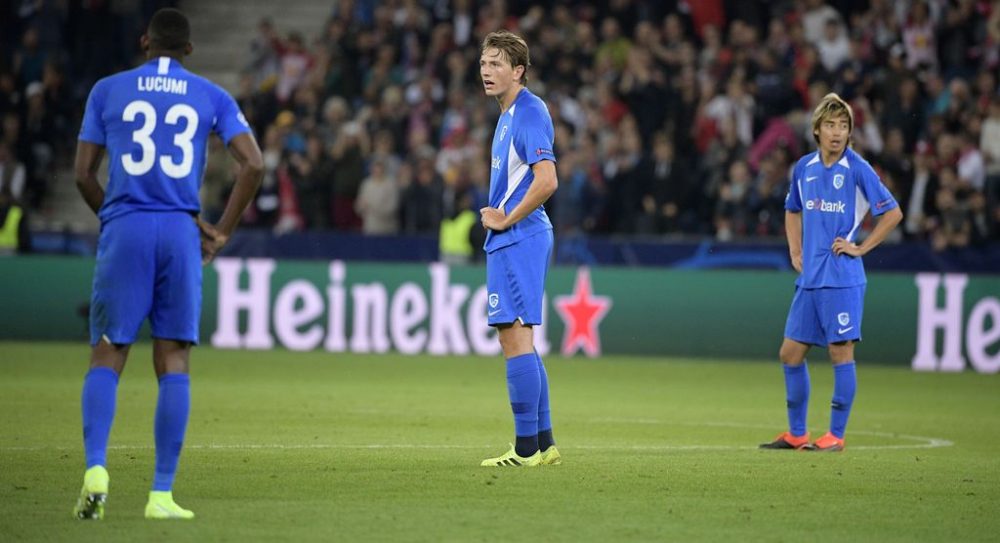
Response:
[73,141,107,215]
[832,207,903,257]
[199,132,263,264]
[785,210,803,273]
[480,160,557,231]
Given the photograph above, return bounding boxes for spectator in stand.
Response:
[714,160,754,241]
[750,151,791,237]
[330,121,368,231]
[22,81,55,207]
[246,18,281,90]
[355,159,399,235]
[816,18,851,74]
[0,142,27,204]
[883,76,924,152]
[956,130,985,192]
[928,166,975,250]
[289,133,334,230]
[13,27,48,89]
[903,141,939,239]
[981,98,1000,175]
[401,157,443,235]
[902,1,937,71]
[802,0,842,45]
[276,32,312,104]
[640,132,696,235]
[0,187,30,255]
[701,117,747,213]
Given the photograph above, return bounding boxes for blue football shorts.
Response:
[784,285,866,346]
[485,229,552,327]
[89,211,202,345]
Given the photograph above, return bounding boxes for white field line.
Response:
[1,418,953,452]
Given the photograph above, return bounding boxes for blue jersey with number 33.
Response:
[79,56,250,224]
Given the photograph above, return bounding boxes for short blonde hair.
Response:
[482,30,531,85]
[811,92,854,144]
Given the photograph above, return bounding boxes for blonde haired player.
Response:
[477,30,560,467]
[761,93,902,452]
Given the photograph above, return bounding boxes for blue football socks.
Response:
[535,351,555,450]
[153,373,191,491]
[506,353,540,457]
[830,362,857,439]
[783,362,810,437]
[81,367,120,468]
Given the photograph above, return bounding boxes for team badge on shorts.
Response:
[833,174,845,189]
[489,293,499,309]
[837,312,850,326]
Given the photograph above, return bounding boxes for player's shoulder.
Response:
[844,148,878,176]
[181,68,228,96]
[795,151,820,170]
[521,88,547,107]
[91,66,140,93]
[514,90,552,124]
[164,65,230,104]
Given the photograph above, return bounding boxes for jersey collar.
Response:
[148,56,175,75]
[810,148,851,168]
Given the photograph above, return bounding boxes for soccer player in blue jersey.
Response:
[761,93,902,452]
[72,9,263,519]
[477,30,561,467]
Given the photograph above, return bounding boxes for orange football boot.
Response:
[759,431,811,450]
[805,432,845,452]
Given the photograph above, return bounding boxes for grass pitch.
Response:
[1,342,997,542]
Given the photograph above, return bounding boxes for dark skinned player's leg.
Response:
[150,338,192,496]
[82,340,130,468]
[75,340,130,518]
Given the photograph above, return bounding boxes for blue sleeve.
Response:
[79,80,107,145]
[515,106,556,166]
[857,162,898,216]
[213,87,252,145]
[785,161,802,212]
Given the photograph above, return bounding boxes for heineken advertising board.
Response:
[1,256,997,373]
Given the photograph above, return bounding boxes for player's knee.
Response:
[90,341,129,373]
[828,341,854,364]
[779,346,805,365]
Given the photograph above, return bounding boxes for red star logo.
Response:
[554,267,612,357]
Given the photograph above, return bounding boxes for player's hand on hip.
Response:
[480,206,507,231]
[831,237,863,257]
[195,216,229,265]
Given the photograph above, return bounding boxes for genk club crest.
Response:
[833,173,845,190]
[838,312,850,326]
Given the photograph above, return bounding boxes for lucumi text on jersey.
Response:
[137,76,188,95]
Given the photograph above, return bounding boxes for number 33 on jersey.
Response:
[79,56,251,223]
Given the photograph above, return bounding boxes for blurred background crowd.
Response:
[2,0,1000,256]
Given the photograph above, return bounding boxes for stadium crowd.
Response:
[2,0,1000,254]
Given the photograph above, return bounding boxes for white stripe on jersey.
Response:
[497,103,529,210]
[499,137,530,210]
[846,185,869,241]
[158,57,170,75]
